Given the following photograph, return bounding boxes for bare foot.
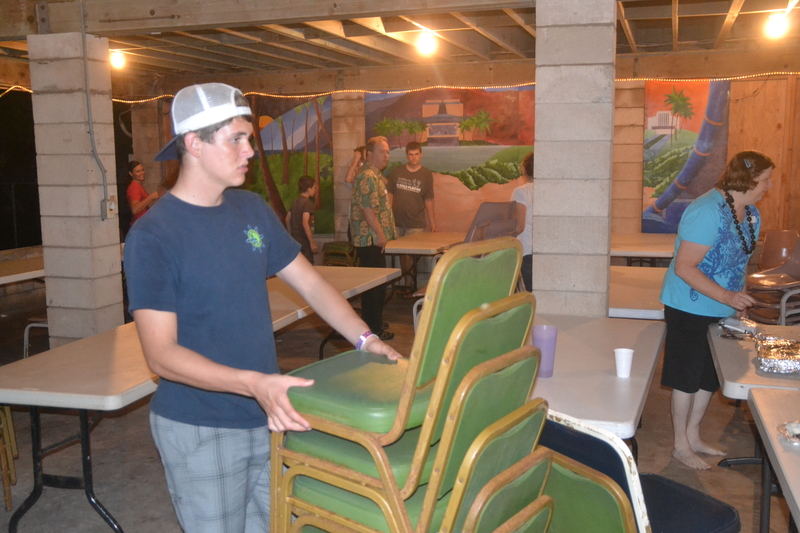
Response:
[689,439,727,456]
[672,448,711,470]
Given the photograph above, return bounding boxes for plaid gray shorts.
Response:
[150,412,271,533]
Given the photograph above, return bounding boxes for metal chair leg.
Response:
[23,322,49,358]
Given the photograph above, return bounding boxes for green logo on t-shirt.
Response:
[244,226,264,252]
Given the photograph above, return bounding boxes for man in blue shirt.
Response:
[124,83,400,531]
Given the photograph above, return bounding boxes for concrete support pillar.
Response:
[331,92,366,241]
[532,0,617,317]
[27,32,123,347]
[131,100,164,192]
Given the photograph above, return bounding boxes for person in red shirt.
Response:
[126,160,159,224]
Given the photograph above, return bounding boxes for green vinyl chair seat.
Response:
[284,426,438,489]
[293,476,450,533]
[288,352,431,433]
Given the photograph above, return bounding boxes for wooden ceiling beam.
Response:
[263,24,394,66]
[30,0,527,37]
[110,49,215,73]
[671,0,679,51]
[240,32,360,68]
[713,0,745,49]
[400,15,492,60]
[451,12,528,58]
[304,19,415,63]
[617,2,637,53]
[173,31,306,69]
[110,37,263,71]
[503,9,535,38]
[214,28,336,69]
[349,17,458,63]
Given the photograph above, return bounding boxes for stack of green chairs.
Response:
[287,347,543,533]
[271,237,524,530]
[274,289,535,531]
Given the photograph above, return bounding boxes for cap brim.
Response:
[154,137,179,162]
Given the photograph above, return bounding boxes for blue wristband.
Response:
[356,330,376,350]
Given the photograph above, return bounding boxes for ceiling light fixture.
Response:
[110,51,126,69]
[416,32,437,57]
[765,0,798,39]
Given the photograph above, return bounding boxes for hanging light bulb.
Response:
[110,51,126,69]
[416,32,437,57]
[765,13,789,39]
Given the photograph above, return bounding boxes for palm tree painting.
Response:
[472,109,496,141]
[663,87,694,143]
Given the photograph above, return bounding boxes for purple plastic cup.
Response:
[532,325,558,378]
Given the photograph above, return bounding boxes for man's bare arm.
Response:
[425,198,436,232]
[277,255,402,360]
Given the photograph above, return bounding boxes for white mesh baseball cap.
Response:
[155,83,252,161]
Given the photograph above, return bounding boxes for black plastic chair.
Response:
[539,411,740,533]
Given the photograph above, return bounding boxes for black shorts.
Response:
[661,305,723,394]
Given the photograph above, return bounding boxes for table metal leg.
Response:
[760,440,772,533]
[8,408,123,533]
[9,408,43,533]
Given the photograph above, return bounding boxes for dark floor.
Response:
[0,295,792,532]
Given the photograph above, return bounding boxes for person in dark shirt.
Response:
[286,175,318,264]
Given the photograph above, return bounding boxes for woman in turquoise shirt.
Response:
[660,150,774,470]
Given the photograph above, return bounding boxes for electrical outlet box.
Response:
[101,196,118,220]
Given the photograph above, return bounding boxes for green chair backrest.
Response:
[444,400,549,533]
[542,452,635,533]
[431,292,535,443]
[432,349,539,503]
[493,496,554,533]
[414,237,522,389]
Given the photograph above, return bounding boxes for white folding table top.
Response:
[0,256,45,285]
[0,323,156,411]
[0,266,399,411]
[267,266,400,329]
[384,232,466,255]
[748,388,800,524]
[531,314,666,439]
[611,233,676,258]
[708,325,800,400]
[609,266,666,320]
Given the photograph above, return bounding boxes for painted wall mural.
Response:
[244,94,336,233]
[641,80,731,233]
[242,85,535,235]
[366,85,534,233]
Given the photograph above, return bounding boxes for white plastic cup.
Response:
[532,325,558,378]
[614,348,634,378]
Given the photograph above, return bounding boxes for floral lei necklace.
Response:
[723,190,755,255]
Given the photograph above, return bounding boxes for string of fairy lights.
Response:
[2,71,800,104]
